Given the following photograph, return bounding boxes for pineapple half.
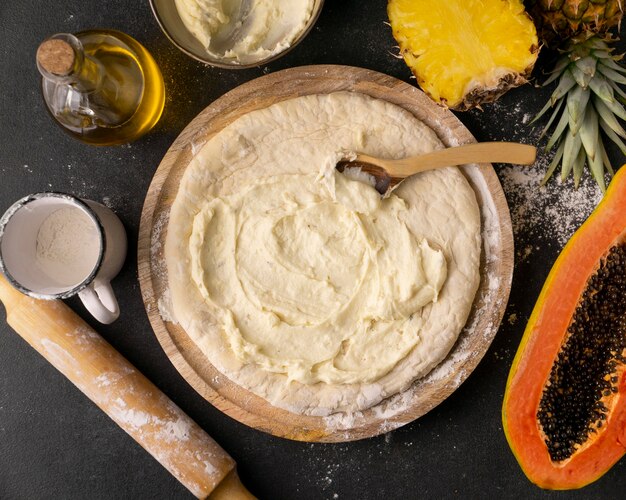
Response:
[388,0,539,110]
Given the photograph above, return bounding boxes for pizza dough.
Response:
[174,0,315,64]
[165,92,481,415]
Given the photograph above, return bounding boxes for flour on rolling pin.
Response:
[36,207,100,286]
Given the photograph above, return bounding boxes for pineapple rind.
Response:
[388,0,539,110]
[525,0,623,45]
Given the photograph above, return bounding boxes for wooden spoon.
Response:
[336,142,537,195]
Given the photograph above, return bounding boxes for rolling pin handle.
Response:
[209,470,256,500]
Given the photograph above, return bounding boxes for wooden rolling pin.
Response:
[0,273,254,499]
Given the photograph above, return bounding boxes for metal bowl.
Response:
[149,0,325,69]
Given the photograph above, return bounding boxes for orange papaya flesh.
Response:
[503,166,626,490]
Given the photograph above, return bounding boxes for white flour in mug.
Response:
[36,207,100,286]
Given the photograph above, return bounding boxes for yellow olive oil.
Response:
[37,30,165,146]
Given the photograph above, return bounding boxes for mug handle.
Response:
[78,280,120,324]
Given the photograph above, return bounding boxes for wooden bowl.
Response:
[138,65,514,442]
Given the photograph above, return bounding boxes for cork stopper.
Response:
[37,39,75,76]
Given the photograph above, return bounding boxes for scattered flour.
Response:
[499,160,603,247]
[150,210,179,324]
[191,140,206,156]
[322,411,362,431]
[158,288,176,323]
[160,418,192,442]
[469,98,606,249]
[40,339,82,376]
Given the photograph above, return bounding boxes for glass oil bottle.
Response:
[36,30,165,146]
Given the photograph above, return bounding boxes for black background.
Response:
[1,1,625,498]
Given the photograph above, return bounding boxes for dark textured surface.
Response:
[1,1,626,499]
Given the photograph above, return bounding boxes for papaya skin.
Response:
[503,165,626,489]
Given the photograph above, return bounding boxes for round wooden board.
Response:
[138,65,514,442]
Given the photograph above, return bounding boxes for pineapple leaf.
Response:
[538,99,565,138]
[588,73,614,102]
[597,64,626,85]
[608,79,626,100]
[573,148,586,188]
[575,56,597,76]
[543,63,569,86]
[531,35,624,192]
[597,94,626,121]
[586,38,610,51]
[597,57,626,75]
[548,54,571,77]
[546,104,571,150]
[599,119,626,156]
[562,129,582,180]
[571,64,593,87]
[592,50,614,60]
[544,72,564,87]
[567,86,590,135]
[531,96,558,125]
[588,146,606,193]
[598,139,614,176]
[580,106,599,161]
[595,97,626,138]
[551,70,576,104]
[541,141,565,185]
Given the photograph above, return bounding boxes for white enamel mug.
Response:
[0,193,127,324]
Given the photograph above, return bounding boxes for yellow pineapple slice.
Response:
[388,0,539,110]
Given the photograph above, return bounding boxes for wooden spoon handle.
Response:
[359,142,536,178]
[0,274,254,499]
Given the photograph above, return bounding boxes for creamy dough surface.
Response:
[165,92,482,415]
[175,0,314,63]
[189,171,448,385]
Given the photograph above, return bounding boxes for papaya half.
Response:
[503,166,626,489]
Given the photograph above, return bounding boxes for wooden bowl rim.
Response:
[137,65,514,442]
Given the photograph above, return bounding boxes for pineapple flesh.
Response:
[388,0,539,110]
